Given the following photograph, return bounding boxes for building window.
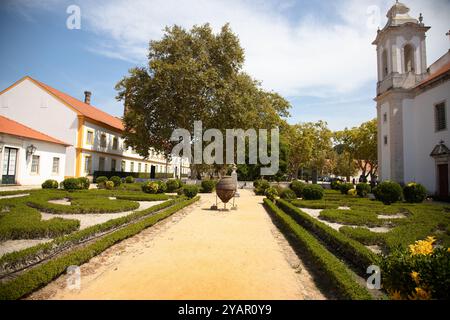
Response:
[383,113,387,123]
[382,49,388,79]
[99,157,105,171]
[85,156,92,174]
[435,102,447,132]
[111,159,116,172]
[404,44,415,73]
[100,134,107,148]
[121,160,126,172]
[31,155,40,174]
[112,137,118,150]
[52,157,60,174]
[384,135,388,146]
[130,162,134,172]
[138,163,142,172]
[86,130,94,145]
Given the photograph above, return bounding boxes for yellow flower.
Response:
[409,287,431,300]
[409,237,435,256]
[410,271,420,285]
[390,290,403,300]
[447,248,450,253]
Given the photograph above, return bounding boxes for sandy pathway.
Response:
[29,190,325,300]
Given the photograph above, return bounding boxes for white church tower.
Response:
[373,1,430,183]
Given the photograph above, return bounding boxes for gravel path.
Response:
[28,190,326,300]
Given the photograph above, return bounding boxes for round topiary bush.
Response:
[95,176,108,184]
[331,180,342,190]
[142,181,159,194]
[62,178,82,190]
[356,183,371,197]
[110,176,122,187]
[280,188,297,200]
[302,184,324,200]
[105,181,115,190]
[339,183,354,195]
[166,179,180,192]
[156,180,167,194]
[77,177,90,190]
[264,187,279,201]
[201,179,216,193]
[42,179,59,189]
[290,180,305,198]
[373,181,403,205]
[183,185,199,198]
[125,176,135,184]
[403,183,427,203]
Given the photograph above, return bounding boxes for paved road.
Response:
[29,190,325,300]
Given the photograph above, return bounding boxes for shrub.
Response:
[331,180,342,190]
[105,181,114,190]
[156,181,167,193]
[254,179,270,192]
[347,189,357,197]
[290,180,305,198]
[280,188,297,201]
[95,176,108,184]
[302,185,324,200]
[141,182,159,194]
[183,185,199,198]
[166,179,180,192]
[339,183,354,195]
[373,181,403,205]
[41,180,58,189]
[110,176,122,187]
[77,177,90,190]
[356,183,371,197]
[403,183,427,203]
[264,187,279,201]
[125,176,135,184]
[62,178,82,190]
[201,180,216,193]
[380,236,450,300]
[264,199,372,300]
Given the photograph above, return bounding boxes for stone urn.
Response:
[216,176,237,204]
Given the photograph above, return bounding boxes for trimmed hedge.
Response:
[276,199,378,273]
[264,199,372,300]
[0,196,199,300]
[0,198,182,271]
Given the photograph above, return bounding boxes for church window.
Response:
[382,50,388,78]
[383,113,387,123]
[384,135,388,146]
[435,102,447,132]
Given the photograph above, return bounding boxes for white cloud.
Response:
[79,0,449,99]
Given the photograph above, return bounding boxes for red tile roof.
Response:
[416,61,450,88]
[29,77,125,131]
[0,115,70,146]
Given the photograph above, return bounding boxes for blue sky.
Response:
[1,0,449,131]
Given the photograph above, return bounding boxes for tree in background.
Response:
[116,23,290,177]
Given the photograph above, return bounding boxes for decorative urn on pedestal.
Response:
[215,176,237,204]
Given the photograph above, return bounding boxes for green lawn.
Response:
[291,190,450,252]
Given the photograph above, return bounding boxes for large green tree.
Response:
[116,24,290,176]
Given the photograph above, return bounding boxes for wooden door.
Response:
[438,164,449,198]
[2,147,18,184]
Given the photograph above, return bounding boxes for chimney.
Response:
[84,91,92,105]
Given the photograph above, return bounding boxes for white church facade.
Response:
[374,1,450,197]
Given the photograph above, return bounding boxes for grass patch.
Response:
[339,227,386,246]
[264,198,372,300]
[0,196,199,300]
[319,209,384,227]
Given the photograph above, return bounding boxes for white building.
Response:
[374,1,450,197]
[0,76,190,183]
[0,115,68,185]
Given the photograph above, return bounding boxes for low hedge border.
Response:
[0,196,199,300]
[263,199,372,300]
[276,199,378,274]
[0,197,184,272]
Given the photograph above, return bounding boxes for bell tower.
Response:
[373,1,430,95]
